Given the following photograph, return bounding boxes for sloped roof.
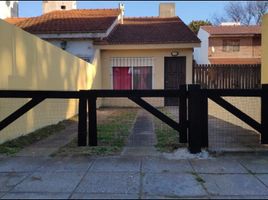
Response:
[5,17,28,24]
[95,17,200,45]
[201,25,261,35]
[5,9,121,34]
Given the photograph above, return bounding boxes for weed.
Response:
[0,120,69,155]
[54,109,138,156]
[191,172,206,183]
[154,108,186,152]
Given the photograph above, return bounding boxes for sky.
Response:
[18,1,228,24]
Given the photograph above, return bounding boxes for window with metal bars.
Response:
[111,57,153,90]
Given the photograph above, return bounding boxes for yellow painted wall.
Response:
[262,14,268,83]
[0,19,101,144]
[208,97,260,132]
[100,48,193,107]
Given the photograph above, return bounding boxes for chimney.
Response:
[159,3,176,18]
[42,1,77,14]
[119,3,125,24]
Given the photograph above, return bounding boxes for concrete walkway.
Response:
[2,154,268,199]
[16,122,77,157]
[121,110,161,157]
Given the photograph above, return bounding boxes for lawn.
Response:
[54,108,138,156]
[0,119,74,156]
[154,107,186,152]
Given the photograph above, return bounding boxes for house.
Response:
[194,23,261,64]
[5,1,200,106]
[0,1,18,19]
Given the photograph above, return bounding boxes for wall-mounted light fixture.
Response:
[171,50,179,57]
[212,46,215,53]
[60,41,67,50]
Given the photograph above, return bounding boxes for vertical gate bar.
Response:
[188,84,202,153]
[201,90,208,148]
[88,93,97,146]
[261,84,268,144]
[78,91,87,146]
[179,84,187,143]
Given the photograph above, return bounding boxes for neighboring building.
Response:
[42,0,77,14]
[0,1,18,19]
[5,2,200,106]
[6,7,123,62]
[194,24,261,64]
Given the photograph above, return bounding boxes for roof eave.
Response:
[35,32,108,39]
[209,33,261,37]
[94,42,200,50]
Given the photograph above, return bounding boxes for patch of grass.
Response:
[154,108,186,152]
[0,120,70,156]
[191,172,206,183]
[54,108,138,156]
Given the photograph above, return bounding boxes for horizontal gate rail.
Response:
[88,89,183,97]
[0,89,183,98]
[0,90,80,98]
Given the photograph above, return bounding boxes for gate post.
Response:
[201,90,208,148]
[78,90,87,146]
[88,91,97,146]
[179,84,187,143]
[188,84,202,153]
[261,84,268,144]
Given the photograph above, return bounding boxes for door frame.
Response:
[164,56,186,106]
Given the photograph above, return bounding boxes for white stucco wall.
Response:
[194,28,210,64]
[48,40,94,62]
[42,1,77,14]
[0,1,18,19]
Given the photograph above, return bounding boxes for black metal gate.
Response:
[0,84,267,154]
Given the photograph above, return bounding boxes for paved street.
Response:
[1,154,268,199]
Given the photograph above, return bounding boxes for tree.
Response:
[188,20,212,34]
[254,1,268,24]
[212,1,268,25]
[225,2,245,23]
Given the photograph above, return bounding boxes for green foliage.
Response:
[0,121,66,155]
[154,108,186,152]
[188,20,212,34]
[54,109,138,156]
[191,172,206,183]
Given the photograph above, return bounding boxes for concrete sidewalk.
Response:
[1,154,268,199]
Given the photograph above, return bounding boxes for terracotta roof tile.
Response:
[96,17,200,45]
[7,9,120,34]
[5,17,28,24]
[201,25,261,35]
